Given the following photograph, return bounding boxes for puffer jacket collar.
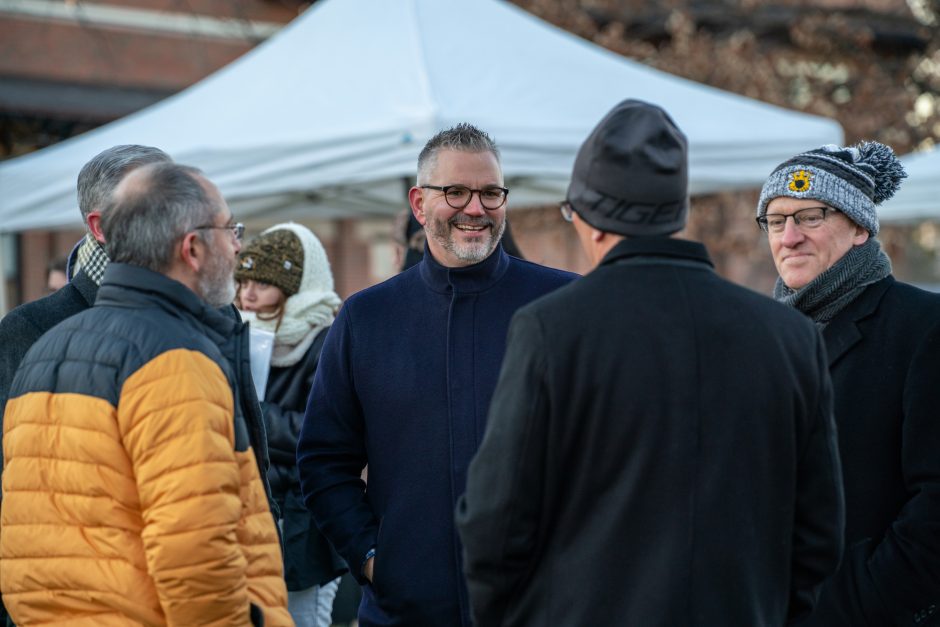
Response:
[97,263,236,340]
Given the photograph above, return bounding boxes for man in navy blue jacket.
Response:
[297,123,576,626]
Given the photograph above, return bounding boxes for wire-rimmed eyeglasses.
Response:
[756,207,836,234]
[420,184,509,210]
[194,222,245,240]
[559,201,575,223]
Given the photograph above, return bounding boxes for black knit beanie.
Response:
[567,99,689,237]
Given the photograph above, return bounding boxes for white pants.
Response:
[287,576,341,627]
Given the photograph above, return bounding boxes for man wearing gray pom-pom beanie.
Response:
[757,142,940,626]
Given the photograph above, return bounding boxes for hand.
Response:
[364,556,375,582]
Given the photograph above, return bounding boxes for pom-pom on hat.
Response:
[567,99,689,237]
[757,141,906,236]
[235,228,304,296]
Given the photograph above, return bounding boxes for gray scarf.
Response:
[774,238,892,327]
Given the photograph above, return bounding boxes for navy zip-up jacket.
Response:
[297,244,576,626]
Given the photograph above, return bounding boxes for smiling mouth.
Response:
[453,223,489,233]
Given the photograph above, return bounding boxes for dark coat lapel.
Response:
[72,268,99,308]
[822,276,893,367]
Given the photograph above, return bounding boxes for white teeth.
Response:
[455,225,485,231]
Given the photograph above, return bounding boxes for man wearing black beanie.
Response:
[457,99,846,626]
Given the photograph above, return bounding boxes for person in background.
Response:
[396,210,426,271]
[457,100,845,626]
[297,123,577,626]
[236,222,347,627]
[0,145,171,419]
[45,257,68,293]
[756,141,940,626]
[0,145,171,627]
[1,162,290,625]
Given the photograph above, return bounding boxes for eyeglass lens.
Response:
[443,186,507,210]
[761,207,828,233]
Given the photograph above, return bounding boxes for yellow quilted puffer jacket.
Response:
[1,264,292,626]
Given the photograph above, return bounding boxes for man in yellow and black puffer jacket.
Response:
[1,162,292,626]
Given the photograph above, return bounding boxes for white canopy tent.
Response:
[0,0,843,232]
[879,146,940,224]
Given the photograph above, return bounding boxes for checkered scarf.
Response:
[75,233,110,286]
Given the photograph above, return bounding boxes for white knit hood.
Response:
[240,222,342,366]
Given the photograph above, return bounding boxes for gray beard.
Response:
[200,274,236,308]
[428,217,506,264]
[198,256,237,308]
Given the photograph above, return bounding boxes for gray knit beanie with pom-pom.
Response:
[757,141,906,236]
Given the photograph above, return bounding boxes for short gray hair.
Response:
[77,145,172,223]
[416,123,500,185]
[100,162,221,273]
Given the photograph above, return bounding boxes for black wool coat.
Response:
[802,276,940,627]
[457,237,846,627]
[261,328,347,591]
[0,269,98,450]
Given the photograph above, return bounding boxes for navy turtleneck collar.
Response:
[418,242,510,294]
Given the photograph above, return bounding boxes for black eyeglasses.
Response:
[420,184,509,210]
[756,207,835,234]
[194,222,245,240]
[559,201,575,223]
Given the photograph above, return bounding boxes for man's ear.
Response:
[409,187,427,226]
[86,211,106,244]
[571,211,605,243]
[853,224,871,246]
[179,231,204,273]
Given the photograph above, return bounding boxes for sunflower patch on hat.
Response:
[757,141,907,236]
